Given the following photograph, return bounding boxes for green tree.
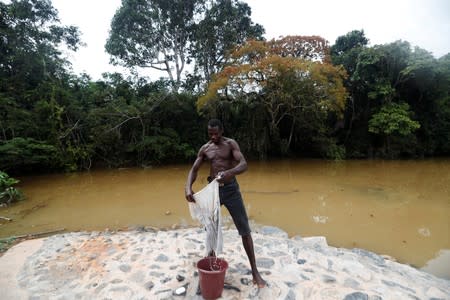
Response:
[190,0,264,83]
[432,54,450,154]
[368,103,420,156]
[0,137,59,172]
[332,33,448,158]
[330,30,370,156]
[0,0,81,96]
[397,49,450,155]
[106,0,264,91]
[0,0,82,172]
[106,0,204,91]
[331,30,368,69]
[342,40,415,157]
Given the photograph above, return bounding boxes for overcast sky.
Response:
[52,0,450,80]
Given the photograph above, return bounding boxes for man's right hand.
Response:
[185,190,196,203]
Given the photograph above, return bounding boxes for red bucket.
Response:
[197,257,228,299]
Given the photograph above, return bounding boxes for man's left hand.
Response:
[216,170,232,183]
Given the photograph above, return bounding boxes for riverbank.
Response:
[0,225,449,299]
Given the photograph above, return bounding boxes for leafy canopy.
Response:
[198,37,348,117]
[369,102,420,136]
[190,0,264,82]
[106,0,264,91]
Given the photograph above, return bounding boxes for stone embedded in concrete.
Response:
[256,257,275,268]
[302,236,328,248]
[285,289,296,300]
[155,254,169,262]
[258,225,289,238]
[343,292,369,300]
[118,264,131,273]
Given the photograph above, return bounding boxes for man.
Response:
[185,119,266,288]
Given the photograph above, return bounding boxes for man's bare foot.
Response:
[252,273,266,288]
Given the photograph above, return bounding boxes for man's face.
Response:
[208,126,222,144]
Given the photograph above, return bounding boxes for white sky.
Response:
[52,0,450,81]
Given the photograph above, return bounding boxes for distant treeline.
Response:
[1,0,449,175]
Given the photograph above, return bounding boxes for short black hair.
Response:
[208,119,223,130]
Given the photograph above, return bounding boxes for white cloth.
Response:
[188,179,223,256]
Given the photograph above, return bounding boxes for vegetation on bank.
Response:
[0,171,23,205]
[1,0,449,176]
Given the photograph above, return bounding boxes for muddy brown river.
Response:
[1,159,449,279]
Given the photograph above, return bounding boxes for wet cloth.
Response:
[188,179,223,256]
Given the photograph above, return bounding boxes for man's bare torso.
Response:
[201,137,237,180]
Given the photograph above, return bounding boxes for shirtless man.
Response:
[185,119,266,288]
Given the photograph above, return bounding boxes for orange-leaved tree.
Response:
[198,36,348,156]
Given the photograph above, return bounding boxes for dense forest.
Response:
[1,0,449,176]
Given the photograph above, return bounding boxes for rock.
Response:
[268,251,288,257]
[256,257,275,268]
[233,262,252,275]
[343,292,369,300]
[381,279,415,293]
[223,283,240,292]
[285,281,296,287]
[155,254,169,262]
[380,254,397,262]
[94,282,108,293]
[130,254,140,262]
[285,289,296,300]
[426,286,449,299]
[110,278,123,284]
[149,271,164,277]
[341,260,372,282]
[173,284,188,296]
[118,264,131,273]
[352,248,385,266]
[343,278,360,289]
[302,236,328,248]
[154,288,171,296]
[109,285,131,293]
[144,281,154,290]
[130,270,145,283]
[160,277,171,284]
[322,275,336,283]
[176,274,185,282]
[258,226,289,238]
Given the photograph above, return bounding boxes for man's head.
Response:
[208,119,223,144]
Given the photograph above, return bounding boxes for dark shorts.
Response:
[208,177,251,236]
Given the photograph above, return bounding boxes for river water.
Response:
[1,159,449,279]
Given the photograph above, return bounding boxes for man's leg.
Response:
[220,181,265,287]
[242,234,266,288]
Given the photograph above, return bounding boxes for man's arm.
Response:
[185,148,205,202]
[219,139,248,182]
